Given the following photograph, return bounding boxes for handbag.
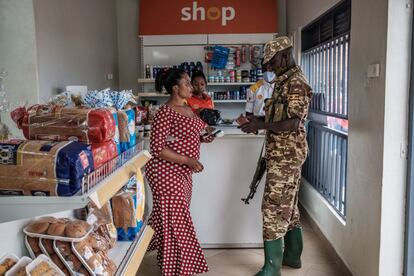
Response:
[199,109,222,126]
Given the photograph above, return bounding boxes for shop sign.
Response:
[139,0,278,35]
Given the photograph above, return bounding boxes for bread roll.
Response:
[47,221,66,236]
[27,221,50,234]
[65,222,87,238]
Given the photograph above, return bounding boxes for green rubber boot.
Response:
[255,239,283,276]
[282,227,303,268]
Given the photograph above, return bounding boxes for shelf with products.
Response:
[137,78,255,86]
[214,100,246,103]
[137,92,169,98]
[0,142,151,224]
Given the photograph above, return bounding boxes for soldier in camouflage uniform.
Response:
[239,37,312,276]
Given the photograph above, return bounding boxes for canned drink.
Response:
[215,76,220,83]
[152,67,158,79]
[250,69,256,76]
[256,68,263,76]
[208,75,215,83]
[229,70,235,77]
[225,76,231,83]
[219,76,224,83]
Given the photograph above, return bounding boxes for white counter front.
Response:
[190,133,266,248]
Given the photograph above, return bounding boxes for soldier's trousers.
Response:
[262,159,303,241]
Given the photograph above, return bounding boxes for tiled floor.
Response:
[137,216,342,276]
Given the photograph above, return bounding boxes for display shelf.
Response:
[138,78,254,86]
[208,82,254,86]
[138,92,169,98]
[214,100,246,103]
[0,145,151,223]
[137,78,155,83]
[110,224,154,276]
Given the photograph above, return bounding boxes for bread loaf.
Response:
[27,236,41,254]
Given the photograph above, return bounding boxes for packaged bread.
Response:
[26,254,64,276]
[106,107,121,155]
[72,244,106,276]
[0,140,94,196]
[11,105,116,144]
[25,236,41,258]
[39,239,55,255]
[117,109,136,153]
[4,256,32,276]
[47,221,67,237]
[54,241,83,274]
[111,174,145,241]
[90,141,118,169]
[0,254,18,276]
[86,202,113,227]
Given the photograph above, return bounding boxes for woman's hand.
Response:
[185,157,204,173]
[200,134,215,143]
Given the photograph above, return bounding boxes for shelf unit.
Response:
[137,92,169,98]
[0,141,155,276]
[214,100,246,103]
[0,144,151,223]
[137,78,254,86]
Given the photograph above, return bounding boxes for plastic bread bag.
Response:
[86,202,117,251]
[90,141,118,169]
[110,174,145,241]
[117,109,136,153]
[0,254,19,276]
[10,105,116,144]
[0,140,94,196]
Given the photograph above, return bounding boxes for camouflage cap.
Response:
[262,36,293,64]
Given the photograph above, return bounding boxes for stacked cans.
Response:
[212,86,248,100]
[146,61,203,79]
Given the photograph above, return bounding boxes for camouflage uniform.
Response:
[262,66,312,241]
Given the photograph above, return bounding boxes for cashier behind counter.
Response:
[187,70,214,113]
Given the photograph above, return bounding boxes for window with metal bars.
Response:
[301,0,350,218]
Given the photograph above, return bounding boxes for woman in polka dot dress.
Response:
[146,68,214,275]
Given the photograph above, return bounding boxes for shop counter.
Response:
[191,130,266,247]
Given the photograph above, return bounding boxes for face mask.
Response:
[263,71,276,83]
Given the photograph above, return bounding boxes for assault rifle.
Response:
[241,143,266,204]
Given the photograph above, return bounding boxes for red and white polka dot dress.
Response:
[145,105,209,276]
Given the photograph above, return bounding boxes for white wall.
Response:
[116,0,140,93]
[289,0,411,275]
[33,0,119,101]
[0,0,39,138]
[380,0,412,275]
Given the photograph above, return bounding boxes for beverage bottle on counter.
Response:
[196,61,203,72]
[145,64,151,79]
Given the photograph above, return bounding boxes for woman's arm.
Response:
[158,147,204,173]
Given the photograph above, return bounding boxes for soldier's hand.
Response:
[239,121,261,133]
